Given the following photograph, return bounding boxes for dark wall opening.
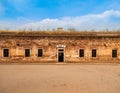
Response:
[58,49,64,62]
[3,49,9,57]
[92,49,97,57]
[58,52,64,62]
[38,49,43,57]
[79,49,84,57]
[112,49,117,58]
[25,49,30,57]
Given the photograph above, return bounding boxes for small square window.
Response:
[3,49,9,57]
[38,49,43,57]
[79,49,84,57]
[112,49,117,58]
[92,49,97,57]
[59,49,64,51]
[25,49,30,57]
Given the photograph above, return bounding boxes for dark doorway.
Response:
[58,49,64,62]
[3,49,9,57]
[58,52,64,62]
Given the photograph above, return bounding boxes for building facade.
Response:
[0,30,120,63]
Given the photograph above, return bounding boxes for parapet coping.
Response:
[0,31,120,37]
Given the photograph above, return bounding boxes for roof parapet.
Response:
[57,28,63,33]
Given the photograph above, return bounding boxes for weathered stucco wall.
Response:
[0,35,120,63]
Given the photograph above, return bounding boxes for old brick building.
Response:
[0,28,120,63]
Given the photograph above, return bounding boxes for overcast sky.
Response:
[0,0,120,31]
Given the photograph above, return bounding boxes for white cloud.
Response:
[0,10,120,31]
[20,10,120,31]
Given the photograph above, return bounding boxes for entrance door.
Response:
[58,52,64,62]
[58,49,64,62]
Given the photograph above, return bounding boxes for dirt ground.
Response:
[0,63,120,93]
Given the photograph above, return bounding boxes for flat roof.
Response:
[0,30,120,37]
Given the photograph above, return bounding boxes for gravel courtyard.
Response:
[0,63,120,93]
